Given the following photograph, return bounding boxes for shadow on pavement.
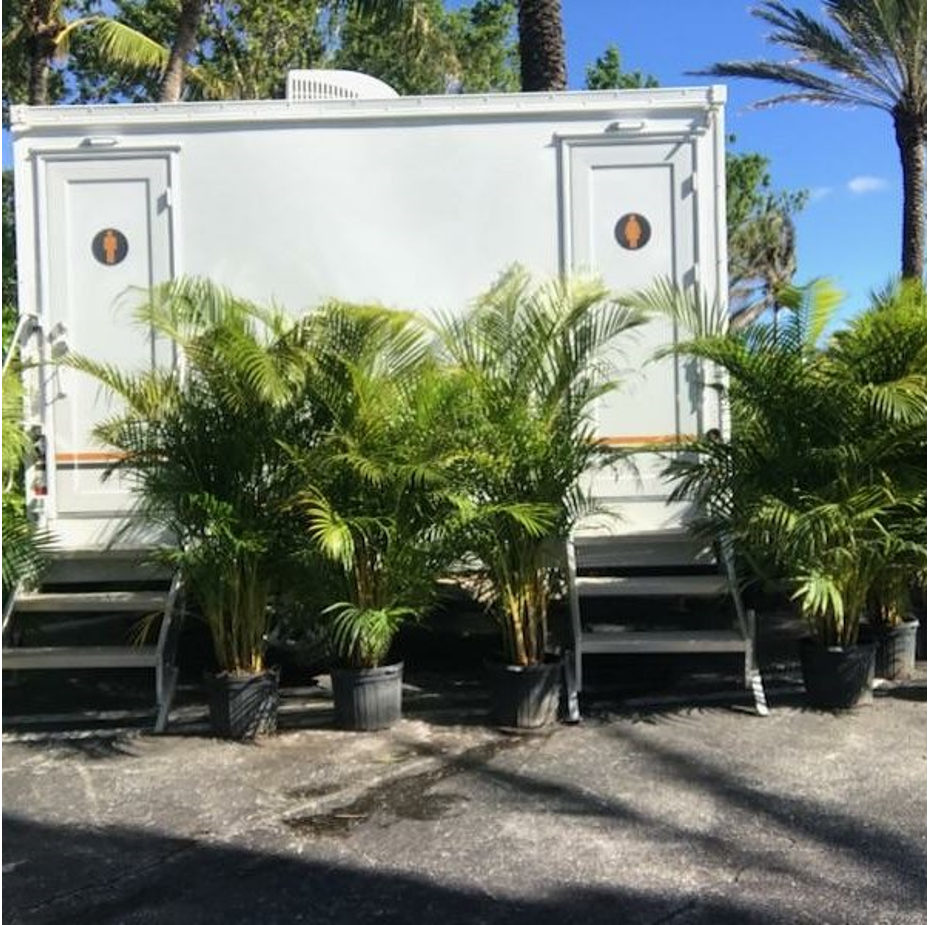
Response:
[0,813,844,925]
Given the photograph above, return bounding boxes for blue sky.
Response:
[3,1,904,320]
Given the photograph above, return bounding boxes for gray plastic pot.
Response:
[799,639,876,710]
[206,669,279,740]
[873,619,920,681]
[486,657,561,729]
[331,662,403,731]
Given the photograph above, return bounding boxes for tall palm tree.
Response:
[700,0,927,279]
[158,0,203,102]
[517,0,566,91]
[3,0,167,106]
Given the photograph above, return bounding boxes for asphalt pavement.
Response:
[2,660,926,925]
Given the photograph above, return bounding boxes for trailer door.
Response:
[562,136,705,506]
[42,154,175,518]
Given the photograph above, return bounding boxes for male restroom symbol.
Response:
[102,229,118,264]
[614,213,652,251]
[92,228,128,266]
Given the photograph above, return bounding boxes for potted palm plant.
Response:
[651,276,926,708]
[290,303,462,731]
[440,268,645,728]
[759,493,882,709]
[826,280,927,681]
[70,279,312,738]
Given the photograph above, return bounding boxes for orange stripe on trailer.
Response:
[597,434,697,447]
[54,451,127,463]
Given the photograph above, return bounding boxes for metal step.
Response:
[573,530,714,569]
[42,550,169,586]
[14,591,168,613]
[3,645,160,669]
[579,629,747,654]
[574,575,728,598]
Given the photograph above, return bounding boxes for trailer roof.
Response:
[11,86,725,132]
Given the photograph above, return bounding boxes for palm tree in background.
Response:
[3,0,167,106]
[517,0,566,91]
[159,0,203,102]
[700,0,927,279]
[729,205,799,330]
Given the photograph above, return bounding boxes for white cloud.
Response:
[809,186,833,202]
[847,175,889,194]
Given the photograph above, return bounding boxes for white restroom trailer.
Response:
[11,80,729,552]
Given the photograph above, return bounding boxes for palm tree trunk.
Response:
[517,0,566,92]
[894,108,927,279]
[25,0,57,106]
[26,38,51,105]
[159,0,203,103]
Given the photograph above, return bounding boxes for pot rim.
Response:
[484,654,563,673]
[330,661,404,679]
[799,636,876,654]
[205,666,280,683]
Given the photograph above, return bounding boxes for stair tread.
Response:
[574,575,728,597]
[15,591,167,612]
[579,628,747,653]
[573,531,715,569]
[3,645,160,668]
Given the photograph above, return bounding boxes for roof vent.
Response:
[286,70,399,102]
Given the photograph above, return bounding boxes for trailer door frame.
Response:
[31,148,180,526]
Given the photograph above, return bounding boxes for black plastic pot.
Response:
[799,639,876,710]
[331,662,403,731]
[486,657,561,729]
[206,670,279,739]
[872,620,920,681]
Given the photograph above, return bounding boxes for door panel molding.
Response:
[39,153,176,518]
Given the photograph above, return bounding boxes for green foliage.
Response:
[327,602,416,667]
[70,278,314,673]
[289,302,465,668]
[440,267,646,665]
[442,0,518,93]
[725,142,808,329]
[659,278,926,646]
[584,44,658,90]
[2,0,66,111]
[61,0,517,102]
[332,0,454,95]
[333,0,518,95]
[2,366,51,591]
[194,0,327,100]
[2,0,169,110]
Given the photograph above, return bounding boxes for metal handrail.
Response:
[2,314,37,378]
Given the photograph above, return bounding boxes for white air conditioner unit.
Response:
[286,70,399,102]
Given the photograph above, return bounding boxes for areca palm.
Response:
[289,303,465,669]
[2,363,51,591]
[654,276,925,643]
[69,278,313,674]
[701,0,927,278]
[439,268,645,666]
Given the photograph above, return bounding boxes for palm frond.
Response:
[81,18,169,73]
